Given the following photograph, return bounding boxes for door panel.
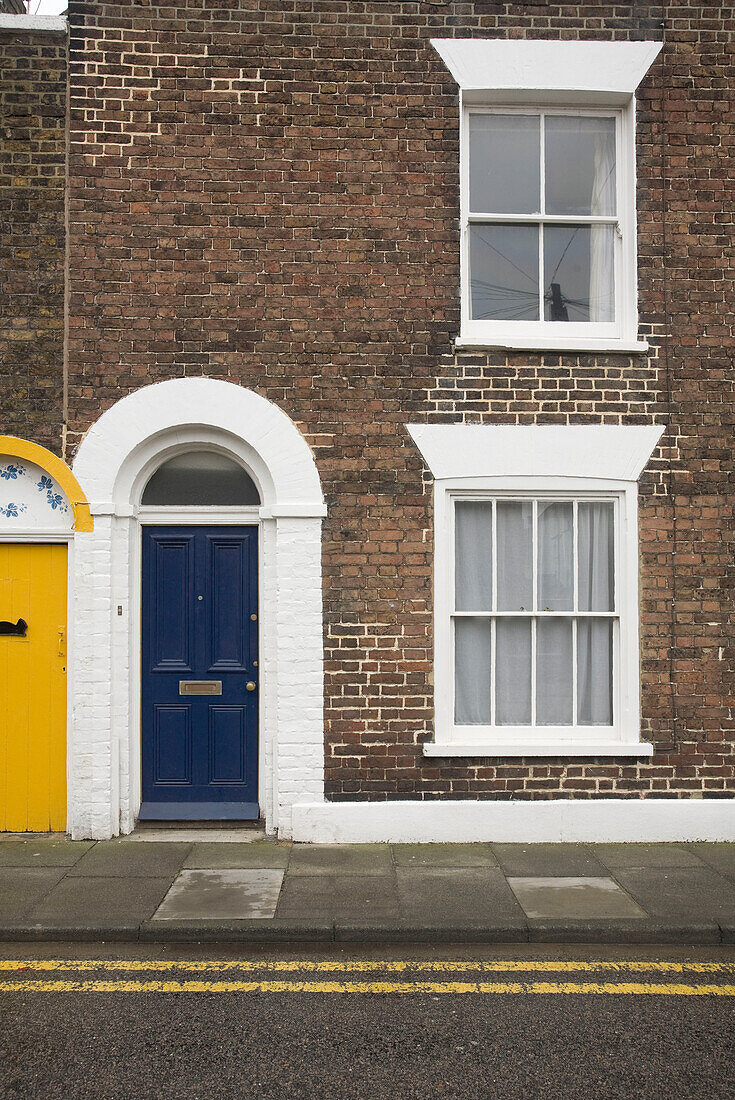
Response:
[141,527,258,819]
[0,544,67,832]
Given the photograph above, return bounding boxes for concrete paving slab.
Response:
[392,843,499,869]
[276,874,401,920]
[395,868,526,925]
[0,840,94,868]
[288,844,393,877]
[183,841,291,869]
[611,866,735,923]
[492,844,608,877]
[0,868,67,919]
[152,869,284,920]
[508,877,648,919]
[29,876,172,924]
[593,843,705,870]
[66,842,190,878]
[687,844,735,882]
[123,828,267,843]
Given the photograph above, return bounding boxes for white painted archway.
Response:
[70,379,326,839]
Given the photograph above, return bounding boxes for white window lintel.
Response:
[431,39,662,104]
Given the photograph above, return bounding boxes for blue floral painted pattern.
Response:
[36,474,68,514]
[0,463,25,481]
[0,503,27,518]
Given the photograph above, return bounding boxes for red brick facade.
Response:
[0,27,66,452]
[4,2,734,802]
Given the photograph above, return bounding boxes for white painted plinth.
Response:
[291,799,735,844]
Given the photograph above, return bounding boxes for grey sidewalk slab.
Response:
[392,844,499,869]
[492,844,608,877]
[507,876,647,920]
[28,875,173,925]
[183,841,291,869]
[288,844,393,877]
[688,843,735,882]
[276,874,401,920]
[0,868,67,919]
[66,841,190,878]
[153,869,284,921]
[0,840,94,867]
[592,843,705,870]
[395,868,526,926]
[611,866,735,924]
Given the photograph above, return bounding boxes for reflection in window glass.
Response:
[544,225,615,323]
[545,116,616,216]
[142,452,261,507]
[470,226,539,321]
[469,114,540,215]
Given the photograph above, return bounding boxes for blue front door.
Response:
[140,526,259,820]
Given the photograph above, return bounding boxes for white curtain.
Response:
[577,619,613,725]
[496,501,533,611]
[589,133,616,322]
[577,501,614,724]
[578,502,614,611]
[496,618,531,725]
[455,618,492,724]
[536,618,573,725]
[537,502,573,610]
[455,502,493,611]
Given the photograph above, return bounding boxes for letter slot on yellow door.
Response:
[0,544,67,831]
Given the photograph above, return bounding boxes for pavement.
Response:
[1,832,735,944]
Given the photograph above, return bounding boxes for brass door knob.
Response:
[246,681,257,692]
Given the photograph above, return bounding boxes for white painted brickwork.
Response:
[68,379,326,839]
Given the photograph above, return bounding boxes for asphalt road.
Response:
[1,944,734,1100]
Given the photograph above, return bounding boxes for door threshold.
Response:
[138,801,260,821]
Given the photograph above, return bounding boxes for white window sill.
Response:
[423,741,654,758]
[454,335,649,355]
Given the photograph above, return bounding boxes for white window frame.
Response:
[460,103,637,351]
[430,476,650,757]
[431,38,662,354]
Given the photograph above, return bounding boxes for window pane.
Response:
[142,452,261,506]
[496,618,531,725]
[537,502,573,610]
[545,116,616,216]
[536,618,573,725]
[577,618,613,725]
[469,225,539,321]
[496,501,533,611]
[454,618,492,725]
[543,225,614,323]
[578,502,614,611]
[455,502,493,611]
[469,114,540,214]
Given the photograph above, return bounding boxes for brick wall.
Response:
[64,1,735,801]
[0,27,66,453]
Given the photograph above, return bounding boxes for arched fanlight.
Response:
[141,452,260,507]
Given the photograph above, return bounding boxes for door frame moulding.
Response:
[0,438,93,833]
[71,378,327,840]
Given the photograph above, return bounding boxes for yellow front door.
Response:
[0,544,67,831]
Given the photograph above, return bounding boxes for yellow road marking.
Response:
[1,959,734,975]
[1,979,734,996]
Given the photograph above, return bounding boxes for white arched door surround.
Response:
[70,378,327,839]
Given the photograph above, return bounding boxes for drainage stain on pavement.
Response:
[506,877,648,920]
[152,869,284,920]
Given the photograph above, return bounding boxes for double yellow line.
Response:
[1,959,734,995]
